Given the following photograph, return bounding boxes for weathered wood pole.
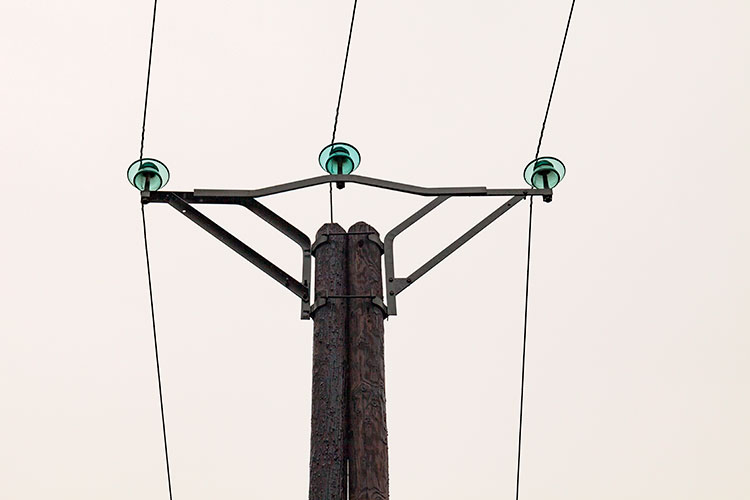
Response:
[347,222,389,500]
[309,223,348,500]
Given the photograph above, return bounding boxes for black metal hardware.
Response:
[153,192,312,319]
[384,195,525,316]
[142,174,551,319]
[310,294,388,319]
[184,174,551,199]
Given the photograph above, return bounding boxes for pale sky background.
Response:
[2,1,749,499]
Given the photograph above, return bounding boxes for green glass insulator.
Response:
[524,157,565,189]
[319,143,360,175]
[127,158,170,191]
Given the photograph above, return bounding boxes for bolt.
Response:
[388,277,393,282]
[389,291,394,296]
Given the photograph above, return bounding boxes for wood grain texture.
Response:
[309,223,348,500]
[347,222,389,500]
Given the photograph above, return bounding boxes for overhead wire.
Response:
[515,197,534,500]
[533,0,577,162]
[329,0,359,223]
[137,0,174,498]
[139,0,159,162]
[515,2,576,500]
[141,203,174,500]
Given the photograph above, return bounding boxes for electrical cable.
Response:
[515,2,576,499]
[328,0,359,222]
[139,0,159,161]
[141,204,174,500]
[533,0,577,162]
[137,0,174,498]
[514,197,533,500]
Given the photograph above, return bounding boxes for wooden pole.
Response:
[309,223,348,500]
[347,222,389,500]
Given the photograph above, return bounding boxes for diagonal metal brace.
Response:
[239,198,312,319]
[165,194,310,315]
[384,195,525,316]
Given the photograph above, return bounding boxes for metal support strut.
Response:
[384,195,525,316]
[144,191,312,319]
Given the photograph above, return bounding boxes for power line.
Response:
[515,197,533,500]
[141,204,174,500]
[330,184,334,224]
[329,0,359,222]
[331,0,359,145]
[534,0,577,162]
[137,0,174,497]
[139,0,160,161]
[516,2,577,499]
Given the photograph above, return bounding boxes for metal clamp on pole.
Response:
[309,296,328,319]
[310,294,389,319]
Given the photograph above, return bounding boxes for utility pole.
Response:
[132,151,562,499]
[310,221,389,500]
[131,3,576,497]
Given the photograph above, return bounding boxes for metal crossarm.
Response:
[191,174,550,199]
[141,174,552,319]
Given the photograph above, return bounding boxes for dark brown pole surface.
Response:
[347,222,389,500]
[309,223,348,500]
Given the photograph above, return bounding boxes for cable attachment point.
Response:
[523,157,565,202]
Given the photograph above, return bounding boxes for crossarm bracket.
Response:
[141,173,551,320]
[150,192,312,319]
[384,195,525,316]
